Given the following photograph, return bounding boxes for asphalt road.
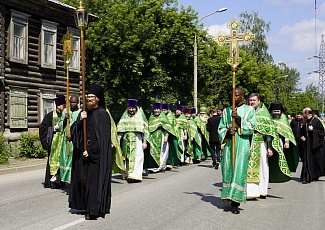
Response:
[0,160,324,230]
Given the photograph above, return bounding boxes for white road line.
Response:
[52,218,85,230]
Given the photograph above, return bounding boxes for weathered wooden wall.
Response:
[1,1,82,132]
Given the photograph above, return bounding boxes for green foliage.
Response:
[19,132,47,159]
[60,0,316,114]
[0,132,10,165]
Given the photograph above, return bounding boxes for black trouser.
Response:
[209,141,221,165]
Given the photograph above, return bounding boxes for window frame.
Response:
[9,86,28,129]
[39,89,57,123]
[9,10,30,64]
[41,20,58,69]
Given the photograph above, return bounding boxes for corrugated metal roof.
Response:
[48,0,76,10]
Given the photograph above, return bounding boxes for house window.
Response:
[9,87,28,129]
[67,28,80,72]
[9,11,29,64]
[41,20,57,69]
[39,89,56,123]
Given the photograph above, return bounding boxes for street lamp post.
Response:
[193,7,227,110]
[74,0,89,151]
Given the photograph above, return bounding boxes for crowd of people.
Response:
[39,84,325,219]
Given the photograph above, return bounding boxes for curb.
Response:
[0,162,46,176]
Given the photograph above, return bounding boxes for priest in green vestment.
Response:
[59,95,82,183]
[185,108,201,163]
[174,105,188,163]
[247,94,291,200]
[218,88,256,214]
[269,102,299,173]
[192,107,212,160]
[161,104,181,167]
[39,96,66,188]
[117,99,156,182]
[146,103,177,172]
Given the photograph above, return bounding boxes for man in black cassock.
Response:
[69,83,112,220]
[300,108,325,184]
[39,96,66,188]
[290,112,304,160]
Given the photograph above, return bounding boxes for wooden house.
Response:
[0,0,94,140]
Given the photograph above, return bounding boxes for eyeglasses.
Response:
[87,95,96,99]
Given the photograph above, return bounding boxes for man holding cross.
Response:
[218,87,256,214]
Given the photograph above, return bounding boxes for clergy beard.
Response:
[272,114,280,119]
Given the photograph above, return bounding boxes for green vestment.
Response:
[59,108,81,183]
[145,112,177,167]
[187,117,202,160]
[107,110,125,174]
[175,113,189,161]
[165,111,181,166]
[117,107,157,173]
[272,114,299,173]
[194,116,211,159]
[218,105,256,203]
[49,111,64,175]
[247,103,291,184]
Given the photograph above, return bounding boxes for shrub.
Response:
[0,132,10,165]
[19,132,47,159]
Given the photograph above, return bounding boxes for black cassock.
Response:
[300,117,325,183]
[39,111,54,188]
[69,106,112,217]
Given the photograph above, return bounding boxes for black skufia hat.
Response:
[88,83,105,108]
[269,102,284,112]
[54,96,66,106]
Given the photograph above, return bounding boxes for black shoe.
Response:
[231,206,240,214]
[215,162,219,170]
[85,214,97,220]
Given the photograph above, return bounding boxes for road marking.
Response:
[52,218,85,230]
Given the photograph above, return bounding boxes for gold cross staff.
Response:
[62,32,74,155]
[216,18,255,169]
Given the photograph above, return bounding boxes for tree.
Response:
[239,11,273,64]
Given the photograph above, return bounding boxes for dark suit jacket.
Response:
[207,115,221,142]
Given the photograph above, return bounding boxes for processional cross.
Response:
[62,32,74,155]
[216,18,255,169]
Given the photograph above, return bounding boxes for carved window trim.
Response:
[41,20,58,69]
[9,10,30,64]
[39,89,57,123]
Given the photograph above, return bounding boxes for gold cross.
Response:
[216,18,255,71]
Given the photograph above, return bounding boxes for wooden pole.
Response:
[231,70,236,170]
[65,61,70,155]
[81,28,87,151]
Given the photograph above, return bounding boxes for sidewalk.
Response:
[0,158,47,176]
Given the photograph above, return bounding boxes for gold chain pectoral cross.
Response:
[216,18,255,169]
[62,32,74,155]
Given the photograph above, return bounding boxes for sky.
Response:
[177,0,325,90]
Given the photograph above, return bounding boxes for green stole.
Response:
[175,113,188,151]
[247,103,291,184]
[146,112,176,167]
[166,111,181,166]
[117,107,157,172]
[49,111,64,175]
[272,114,299,173]
[187,117,201,159]
[107,110,125,174]
[59,108,81,183]
[194,115,211,159]
[218,105,256,203]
